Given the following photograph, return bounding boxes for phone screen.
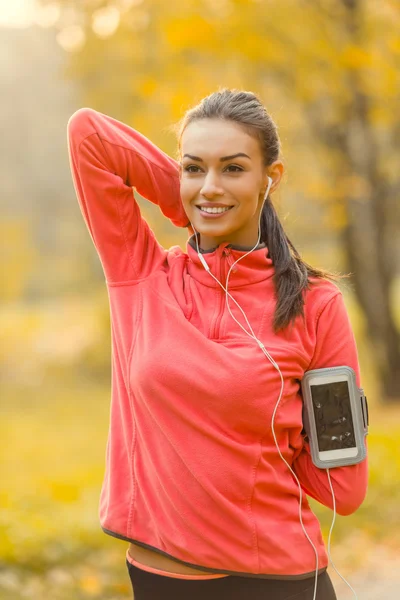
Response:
[310,381,356,451]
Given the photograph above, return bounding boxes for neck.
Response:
[190,232,265,254]
[195,229,261,252]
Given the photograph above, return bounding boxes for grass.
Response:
[1,361,399,598]
[1,378,131,599]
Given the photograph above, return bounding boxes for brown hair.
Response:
[173,88,350,333]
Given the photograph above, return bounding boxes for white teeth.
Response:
[199,206,231,214]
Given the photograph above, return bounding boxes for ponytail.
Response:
[260,197,348,333]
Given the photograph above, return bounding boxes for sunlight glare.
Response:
[0,0,35,28]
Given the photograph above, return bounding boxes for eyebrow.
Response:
[182,152,251,162]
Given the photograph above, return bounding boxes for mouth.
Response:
[196,205,234,218]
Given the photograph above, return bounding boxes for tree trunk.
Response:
[341,0,400,400]
[301,0,400,400]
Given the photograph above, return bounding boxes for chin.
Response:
[193,222,234,236]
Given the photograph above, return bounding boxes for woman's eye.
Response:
[184,165,201,173]
[183,164,243,173]
[225,165,243,172]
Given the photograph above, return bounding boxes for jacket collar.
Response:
[186,233,275,288]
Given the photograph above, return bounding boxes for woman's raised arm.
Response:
[67,107,189,283]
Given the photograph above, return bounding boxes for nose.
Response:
[199,172,225,198]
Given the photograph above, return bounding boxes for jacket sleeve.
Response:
[292,291,369,516]
[67,107,189,283]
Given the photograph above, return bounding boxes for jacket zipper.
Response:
[211,247,237,339]
[223,247,238,275]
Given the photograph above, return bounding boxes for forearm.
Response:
[293,438,368,516]
[67,107,189,228]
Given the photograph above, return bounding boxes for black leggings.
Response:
[126,560,337,600]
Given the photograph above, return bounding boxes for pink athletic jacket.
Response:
[67,108,368,580]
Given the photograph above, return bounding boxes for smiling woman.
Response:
[179,119,278,250]
[67,88,367,600]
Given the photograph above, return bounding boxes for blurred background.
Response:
[1,0,399,598]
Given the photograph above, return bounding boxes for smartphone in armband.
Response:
[301,366,369,469]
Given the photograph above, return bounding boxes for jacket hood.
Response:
[186,232,275,288]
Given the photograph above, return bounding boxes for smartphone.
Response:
[301,366,368,469]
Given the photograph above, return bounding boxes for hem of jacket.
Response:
[101,526,328,580]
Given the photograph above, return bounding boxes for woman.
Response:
[67,88,368,599]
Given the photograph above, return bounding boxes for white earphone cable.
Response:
[326,470,358,598]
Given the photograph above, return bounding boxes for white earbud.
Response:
[264,176,274,202]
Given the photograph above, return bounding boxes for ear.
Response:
[265,161,285,195]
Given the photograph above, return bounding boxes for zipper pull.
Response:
[223,248,238,273]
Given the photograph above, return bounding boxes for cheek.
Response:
[179,179,198,204]
[233,177,260,200]
[237,187,259,209]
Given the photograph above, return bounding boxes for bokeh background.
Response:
[1,0,400,598]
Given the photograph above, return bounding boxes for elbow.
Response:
[334,464,369,516]
[67,107,96,141]
[335,493,366,516]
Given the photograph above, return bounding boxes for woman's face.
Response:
[179,119,270,251]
